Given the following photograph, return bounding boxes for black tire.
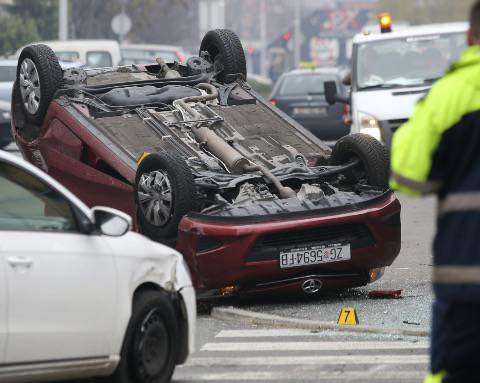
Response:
[112,291,178,383]
[16,44,63,125]
[199,29,247,83]
[135,152,196,241]
[329,133,390,188]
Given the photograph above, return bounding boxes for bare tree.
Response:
[377,0,475,24]
[70,0,197,50]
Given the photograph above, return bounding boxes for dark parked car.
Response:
[11,29,400,298]
[270,68,350,143]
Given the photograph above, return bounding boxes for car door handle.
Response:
[7,256,33,268]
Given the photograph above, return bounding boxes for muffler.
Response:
[173,84,296,198]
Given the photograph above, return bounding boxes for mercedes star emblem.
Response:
[301,279,323,294]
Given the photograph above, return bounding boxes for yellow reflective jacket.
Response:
[390,45,480,301]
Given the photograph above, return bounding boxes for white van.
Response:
[120,43,191,65]
[325,19,468,146]
[16,40,122,68]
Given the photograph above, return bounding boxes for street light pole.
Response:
[59,0,68,40]
[293,0,302,67]
[259,0,267,77]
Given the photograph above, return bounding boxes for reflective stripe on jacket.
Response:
[390,46,480,302]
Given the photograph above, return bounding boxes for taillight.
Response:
[270,99,278,107]
[343,104,352,126]
[176,51,186,64]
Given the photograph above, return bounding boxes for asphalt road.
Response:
[174,316,429,382]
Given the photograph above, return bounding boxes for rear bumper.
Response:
[176,192,401,296]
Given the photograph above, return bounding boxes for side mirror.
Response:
[338,67,352,86]
[92,207,132,237]
[324,81,350,105]
[342,72,352,86]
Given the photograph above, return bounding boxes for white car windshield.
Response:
[356,32,467,89]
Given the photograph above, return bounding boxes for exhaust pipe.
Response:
[173,84,296,198]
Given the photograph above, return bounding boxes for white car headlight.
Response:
[1,111,10,120]
[358,111,382,142]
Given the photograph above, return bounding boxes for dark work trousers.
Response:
[431,300,480,383]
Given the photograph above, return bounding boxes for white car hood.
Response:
[355,86,430,121]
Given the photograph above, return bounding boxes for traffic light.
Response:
[282,31,292,42]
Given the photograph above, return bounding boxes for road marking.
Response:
[174,370,426,381]
[201,341,429,352]
[216,329,328,338]
[185,354,429,366]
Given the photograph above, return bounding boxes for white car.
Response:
[0,150,195,383]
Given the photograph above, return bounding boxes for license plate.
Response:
[280,243,351,269]
[293,107,327,116]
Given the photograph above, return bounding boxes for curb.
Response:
[211,306,430,337]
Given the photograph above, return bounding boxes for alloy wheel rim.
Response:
[19,58,41,114]
[138,170,173,227]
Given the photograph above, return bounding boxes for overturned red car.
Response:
[11,29,401,297]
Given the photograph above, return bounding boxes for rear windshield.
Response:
[87,51,113,67]
[0,66,16,82]
[278,74,338,96]
[121,48,177,64]
[55,51,80,62]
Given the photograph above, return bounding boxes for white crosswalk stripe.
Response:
[185,354,429,366]
[174,328,429,382]
[201,341,429,352]
[215,329,336,338]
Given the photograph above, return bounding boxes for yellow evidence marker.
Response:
[337,308,359,326]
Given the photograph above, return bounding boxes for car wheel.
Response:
[329,133,390,188]
[199,29,247,83]
[135,152,196,241]
[112,291,178,383]
[16,44,63,125]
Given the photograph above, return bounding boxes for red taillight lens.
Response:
[343,104,352,126]
[270,99,278,107]
[176,51,187,64]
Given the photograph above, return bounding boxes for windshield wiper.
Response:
[358,83,400,91]
[422,77,441,84]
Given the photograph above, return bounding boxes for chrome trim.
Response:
[0,356,119,383]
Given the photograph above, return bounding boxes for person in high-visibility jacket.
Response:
[390,2,480,382]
